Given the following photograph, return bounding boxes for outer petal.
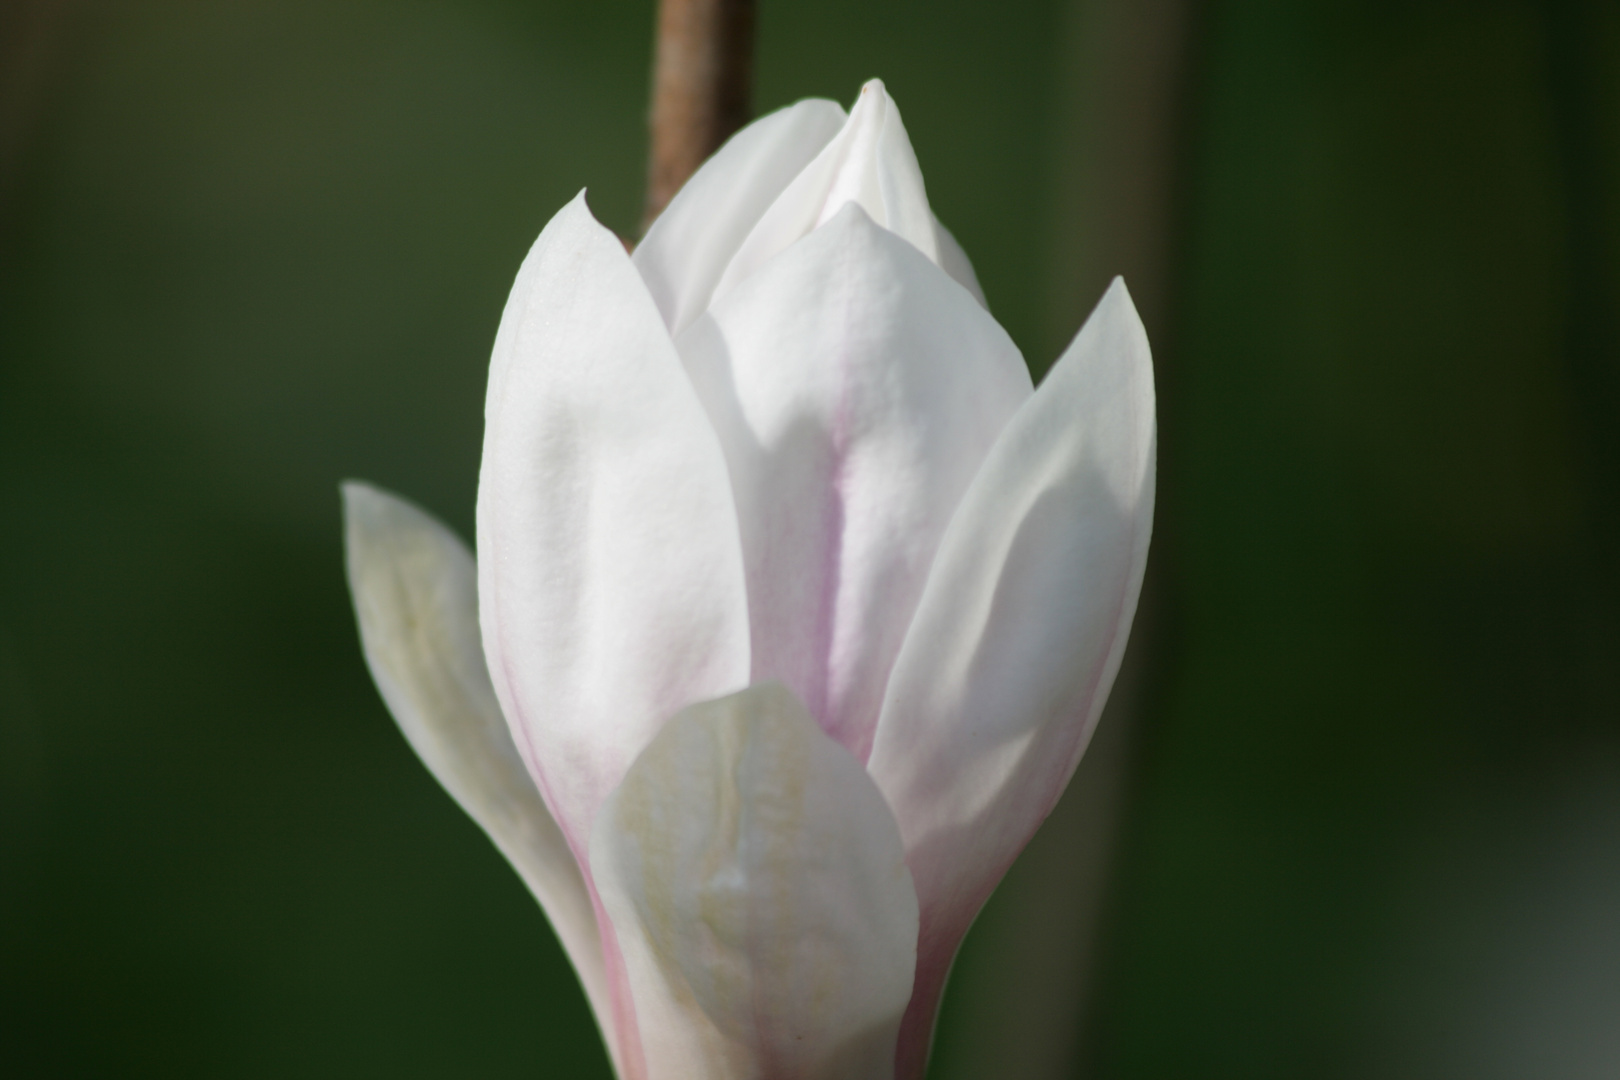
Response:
[932,215,987,308]
[478,191,750,855]
[478,193,752,1075]
[710,80,940,309]
[677,203,1031,765]
[634,98,848,336]
[866,279,1157,1080]
[341,482,612,1045]
[590,683,918,1080]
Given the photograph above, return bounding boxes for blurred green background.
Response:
[2,1,1617,1077]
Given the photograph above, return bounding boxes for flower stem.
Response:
[641,0,756,234]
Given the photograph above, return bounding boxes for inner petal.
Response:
[709,79,939,311]
[676,204,1031,763]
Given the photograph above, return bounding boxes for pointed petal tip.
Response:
[1050,276,1154,425]
[340,478,388,518]
[339,477,371,503]
[1104,274,1145,328]
[341,481,440,552]
[819,196,879,235]
[563,188,615,239]
[1104,276,1151,354]
[341,480,397,552]
[849,78,894,121]
[539,188,610,249]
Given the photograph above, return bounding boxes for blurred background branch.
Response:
[0,1,74,229]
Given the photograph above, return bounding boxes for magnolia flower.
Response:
[343,80,1154,1080]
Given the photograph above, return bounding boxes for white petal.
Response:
[932,214,987,307]
[477,191,751,870]
[635,98,848,337]
[710,80,940,308]
[677,203,1031,765]
[341,481,612,1045]
[590,683,918,1080]
[866,278,1156,1078]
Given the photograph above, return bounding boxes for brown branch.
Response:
[641,0,756,234]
